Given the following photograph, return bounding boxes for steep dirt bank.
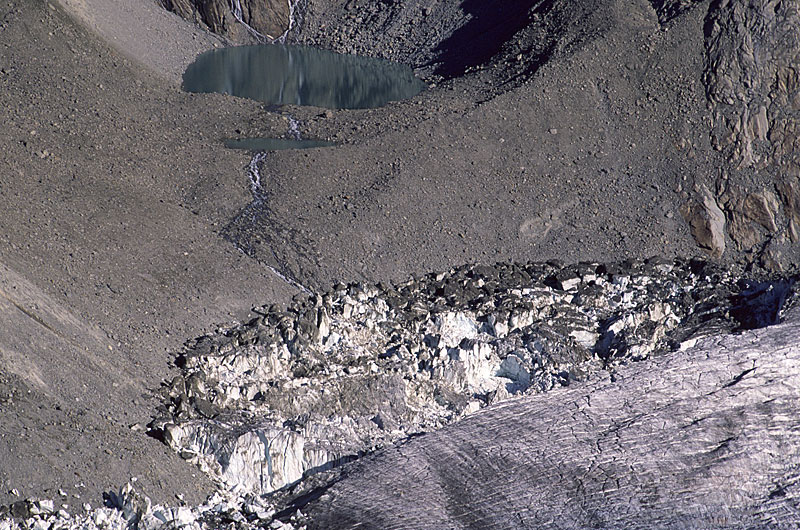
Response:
[0,0,298,508]
[54,0,224,83]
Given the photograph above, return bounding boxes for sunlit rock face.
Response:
[705,0,800,175]
[149,258,795,495]
[159,0,293,43]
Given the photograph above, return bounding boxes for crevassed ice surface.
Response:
[183,44,426,109]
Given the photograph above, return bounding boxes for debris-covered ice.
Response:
[147,259,795,496]
[2,259,794,530]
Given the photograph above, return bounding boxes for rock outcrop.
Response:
[148,259,795,497]
[159,0,294,43]
[703,0,800,267]
[720,183,780,251]
[706,0,800,175]
[681,186,727,257]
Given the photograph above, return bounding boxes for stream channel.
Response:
[182,44,426,290]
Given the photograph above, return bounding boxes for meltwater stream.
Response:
[183,43,426,293]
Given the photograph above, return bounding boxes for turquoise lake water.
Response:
[223,137,336,151]
[183,44,425,109]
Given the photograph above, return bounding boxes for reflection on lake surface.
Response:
[183,44,426,109]
[223,137,337,151]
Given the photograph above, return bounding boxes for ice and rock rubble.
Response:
[1,259,795,530]
[0,482,303,530]
[146,258,796,496]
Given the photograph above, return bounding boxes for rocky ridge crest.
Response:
[158,0,296,43]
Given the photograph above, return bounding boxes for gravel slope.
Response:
[0,0,297,509]
[1,0,798,514]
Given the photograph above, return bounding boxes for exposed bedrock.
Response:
[148,258,796,497]
[703,0,800,269]
[705,0,800,175]
[680,185,727,258]
[159,0,292,42]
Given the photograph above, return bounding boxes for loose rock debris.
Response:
[148,258,795,495]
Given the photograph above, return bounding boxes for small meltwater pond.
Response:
[183,44,426,110]
[223,137,337,151]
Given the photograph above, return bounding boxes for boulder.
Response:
[680,186,726,257]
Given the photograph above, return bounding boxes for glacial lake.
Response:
[183,44,426,109]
